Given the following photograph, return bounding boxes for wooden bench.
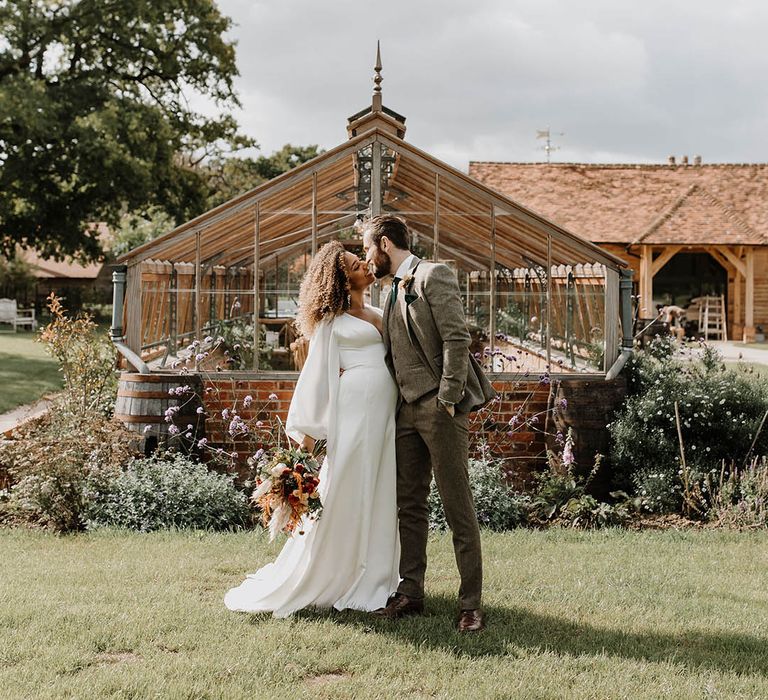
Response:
[0,298,37,332]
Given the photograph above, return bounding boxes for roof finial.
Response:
[372,40,383,110]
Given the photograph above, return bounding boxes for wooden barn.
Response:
[469,159,768,342]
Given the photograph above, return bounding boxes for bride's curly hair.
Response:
[295,241,352,338]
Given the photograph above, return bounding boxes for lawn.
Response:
[0,330,61,414]
[2,528,768,699]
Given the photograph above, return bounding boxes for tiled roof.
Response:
[468,162,768,246]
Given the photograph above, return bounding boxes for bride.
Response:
[224,241,399,617]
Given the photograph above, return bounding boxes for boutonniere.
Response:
[399,274,414,290]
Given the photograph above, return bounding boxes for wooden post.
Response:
[311,171,318,256]
[433,173,440,261]
[744,247,755,342]
[546,234,552,369]
[639,245,653,318]
[253,202,261,370]
[125,261,143,353]
[734,246,743,339]
[489,204,497,361]
[194,230,202,338]
[371,141,382,216]
[604,267,620,372]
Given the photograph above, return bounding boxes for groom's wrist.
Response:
[437,397,455,416]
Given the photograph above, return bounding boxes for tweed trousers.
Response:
[394,390,483,610]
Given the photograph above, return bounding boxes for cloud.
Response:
[204,0,768,168]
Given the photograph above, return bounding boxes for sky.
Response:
[203,0,768,171]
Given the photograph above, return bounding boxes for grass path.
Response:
[2,528,768,699]
[0,331,61,414]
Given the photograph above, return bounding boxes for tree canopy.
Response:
[0,0,252,261]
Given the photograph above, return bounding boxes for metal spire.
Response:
[372,41,383,110]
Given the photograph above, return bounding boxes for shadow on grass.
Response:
[277,594,768,677]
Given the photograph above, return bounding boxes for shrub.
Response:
[609,339,768,506]
[0,295,134,531]
[0,410,136,531]
[428,453,532,531]
[532,432,629,528]
[39,293,118,417]
[86,453,249,531]
[706,458,768,529]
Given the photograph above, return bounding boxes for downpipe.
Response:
[110,265,150,374]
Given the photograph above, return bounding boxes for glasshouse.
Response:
[111,61,633,466]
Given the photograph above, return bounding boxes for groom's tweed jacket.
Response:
[382,257,496,413]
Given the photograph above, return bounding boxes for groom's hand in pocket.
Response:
[437,397,455,417]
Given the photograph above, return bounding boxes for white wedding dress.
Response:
[224,309,400,617]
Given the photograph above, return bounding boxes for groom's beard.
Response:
[371,250,392,279]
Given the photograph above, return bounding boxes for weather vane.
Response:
[536,127,564,163]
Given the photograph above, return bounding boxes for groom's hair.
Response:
[365,215,410,251]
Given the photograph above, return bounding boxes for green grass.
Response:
[0,330,61,413]
[2,528,768,699]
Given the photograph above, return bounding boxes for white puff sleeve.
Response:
[285,317,340,445]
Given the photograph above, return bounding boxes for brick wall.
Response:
[200,376,566,482]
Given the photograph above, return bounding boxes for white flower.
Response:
[253,478,273,500]
[270,462,288,477]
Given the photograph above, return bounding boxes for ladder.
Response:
[698,294,727,341]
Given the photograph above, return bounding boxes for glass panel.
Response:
[494,262,549,376]
[548,265,606,372]
[438,178,492,360]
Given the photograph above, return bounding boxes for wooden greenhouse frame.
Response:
[113,77,632,380]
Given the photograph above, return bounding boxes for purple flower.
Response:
[195,353,206,362]
[221,408,230,420]
[254,448,265,460]
[563,442,575,467]
[143,425,152,433]
[198,438,208,447]
[243,395,253,408]
[268,393,278,401]
[196,406,204,414]
[168,425,180,436]
[559,398,568,410]
[530,415,539,424]
[232,452,239,460]
[204,336,213,344]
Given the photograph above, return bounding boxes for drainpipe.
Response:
[606,268,634,380]
[110,265,150,374]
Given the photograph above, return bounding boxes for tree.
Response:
[0,0,253,261]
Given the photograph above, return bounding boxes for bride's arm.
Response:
[285,318,338,446]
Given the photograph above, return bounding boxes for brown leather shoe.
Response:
[373,593,425,619]
[457,608,485,632]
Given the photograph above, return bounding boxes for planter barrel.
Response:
[548,377,627,497]
[114,373,205,454]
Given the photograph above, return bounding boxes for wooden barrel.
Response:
[115,373,206,454]
[548,377,628,497]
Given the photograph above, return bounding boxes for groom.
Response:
[363,215,496,633]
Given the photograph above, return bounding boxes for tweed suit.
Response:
[382,257,495,610]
